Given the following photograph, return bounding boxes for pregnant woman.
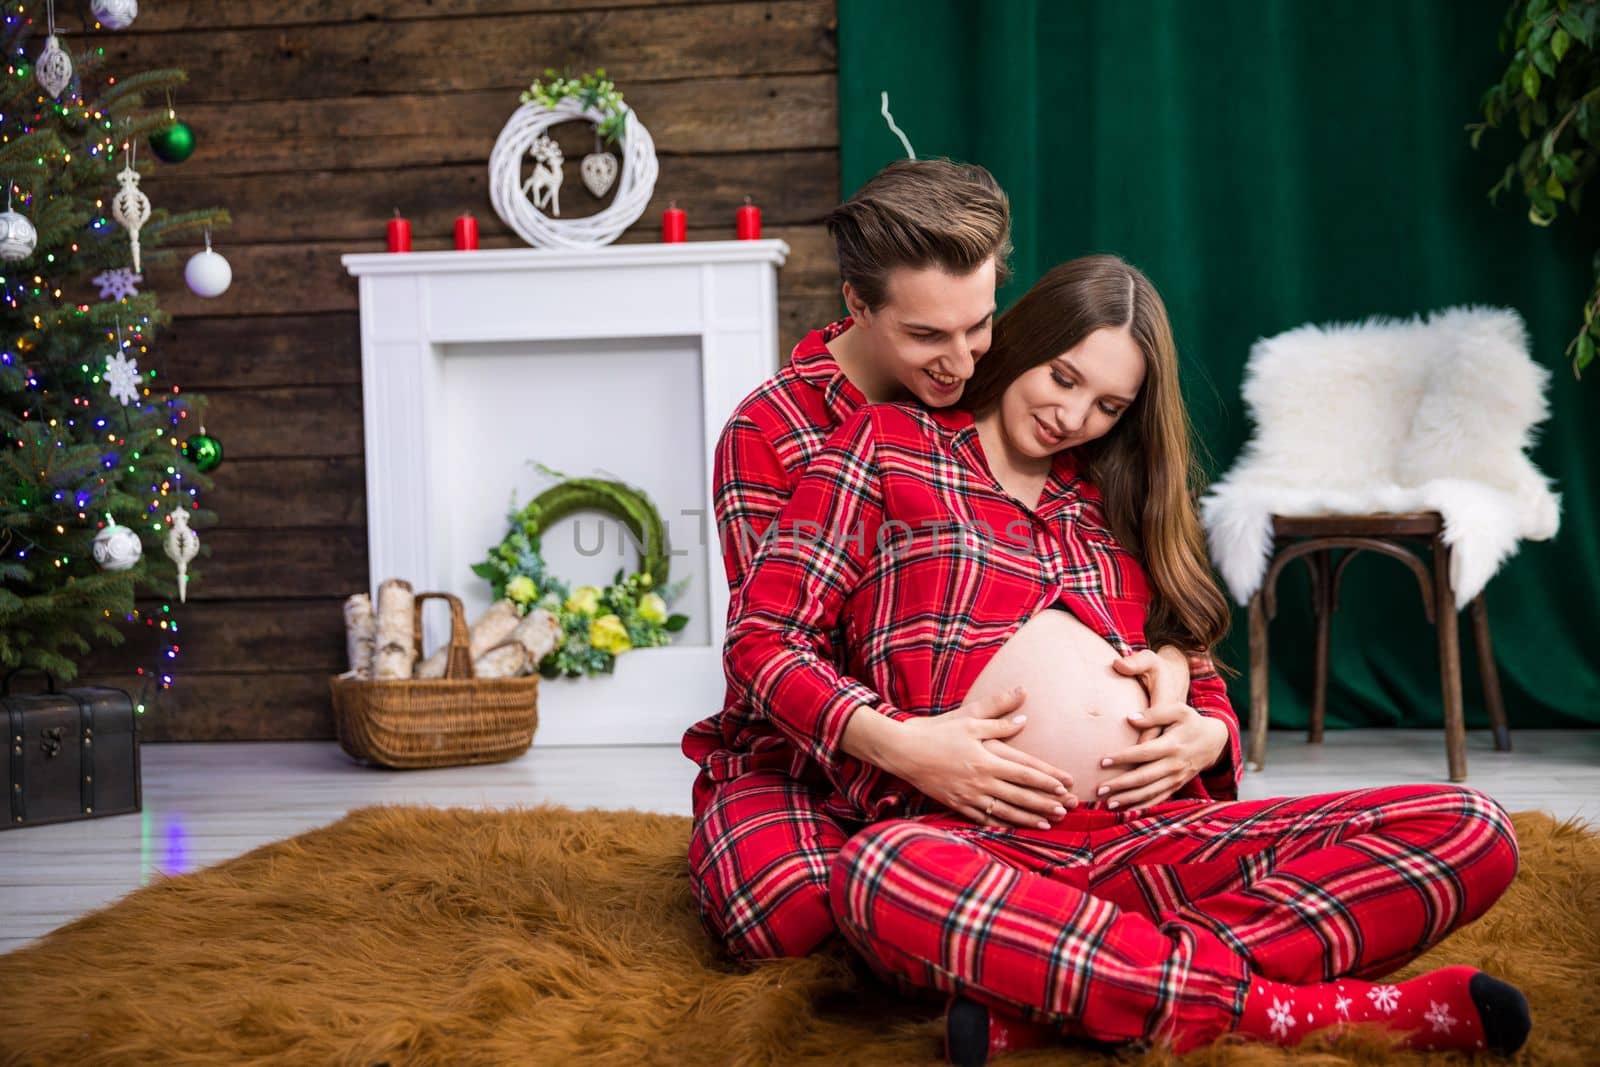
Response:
[723,255,1526,1062]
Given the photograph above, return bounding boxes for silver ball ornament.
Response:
[89,0,138,30]
[92,521,143,572]
[0,209,37,262]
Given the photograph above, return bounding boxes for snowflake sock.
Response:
[943,995,1054,1066]
[1233,964,1530,1054]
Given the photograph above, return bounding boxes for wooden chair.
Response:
[1246,512,1510,783]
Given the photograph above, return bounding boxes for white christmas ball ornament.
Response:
[0,209,36,262]
[184,231,232,298]
[92,521,143,572]
[89,0,138,30]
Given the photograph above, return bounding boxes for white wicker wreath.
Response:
[488,96,658,250]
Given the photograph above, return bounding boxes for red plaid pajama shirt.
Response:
[682,318,869,959]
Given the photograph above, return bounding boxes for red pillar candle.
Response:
[386,209,411,253]
[662,201,687,243]
[736,196,762,240]
[453,213,479,250]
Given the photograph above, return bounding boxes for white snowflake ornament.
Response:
[92,267,142,301]
[1425,1000,1456,1033]
[105,349,140,405]
[163,506,199,602]
[111,159,151,272]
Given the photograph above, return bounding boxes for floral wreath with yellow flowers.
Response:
[472,470,689,678]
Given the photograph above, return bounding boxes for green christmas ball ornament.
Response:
[183,430,222,472]
[150,120,196,163]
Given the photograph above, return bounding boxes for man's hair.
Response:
[824,159,1012,310]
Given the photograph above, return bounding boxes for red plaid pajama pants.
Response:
[688,768,859,960]
[828,784,1519,1049]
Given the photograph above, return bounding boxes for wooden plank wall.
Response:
[76,0,843,740]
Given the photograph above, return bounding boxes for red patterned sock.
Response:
[944,995,1054,1066]
[1234,964,1529,1054]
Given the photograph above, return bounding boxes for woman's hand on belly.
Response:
[979,736,1087,811]
[1111,646,1193,707]
[884,686,1079,830]
[1093,701,1231,811]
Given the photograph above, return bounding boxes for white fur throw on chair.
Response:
[1200,306,1561,610]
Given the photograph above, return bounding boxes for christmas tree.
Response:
[0,0,230,713]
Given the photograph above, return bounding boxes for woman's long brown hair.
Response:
[958,254,1232,660]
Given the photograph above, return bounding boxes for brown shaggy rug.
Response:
[1,806,1596,1066]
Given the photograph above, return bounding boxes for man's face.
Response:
[853,258,997,407]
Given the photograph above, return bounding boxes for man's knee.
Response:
[694,858,835,960]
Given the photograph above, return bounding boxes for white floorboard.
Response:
[3,729,1597,953]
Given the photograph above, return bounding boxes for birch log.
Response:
[473,608,563,678]
[414,598,520,679]
[342,592,376,678]
[370,578,417,680]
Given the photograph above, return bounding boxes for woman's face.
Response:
[849,258,997,407]
[997,326,1145,460]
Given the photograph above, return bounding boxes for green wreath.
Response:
[473,472,689,678]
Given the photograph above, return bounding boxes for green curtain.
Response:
[839,0,1600,730]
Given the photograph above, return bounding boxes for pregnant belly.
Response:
[964,606,1148,802]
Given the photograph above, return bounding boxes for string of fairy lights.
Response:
[4,1,207,712]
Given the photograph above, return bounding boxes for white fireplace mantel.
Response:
[342,240,790,745]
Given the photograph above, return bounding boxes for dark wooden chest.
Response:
[2,675,142,830]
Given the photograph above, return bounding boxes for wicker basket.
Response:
[330,592,539,769]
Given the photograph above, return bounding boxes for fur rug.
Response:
[1,805,1596,1066]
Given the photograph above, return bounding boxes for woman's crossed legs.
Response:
[829,784,1520,1052]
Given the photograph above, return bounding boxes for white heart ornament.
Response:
[581,152,618,198]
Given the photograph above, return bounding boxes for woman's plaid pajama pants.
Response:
[690,773,1518,1048]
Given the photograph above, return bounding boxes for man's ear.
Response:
[841,282,871,324]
